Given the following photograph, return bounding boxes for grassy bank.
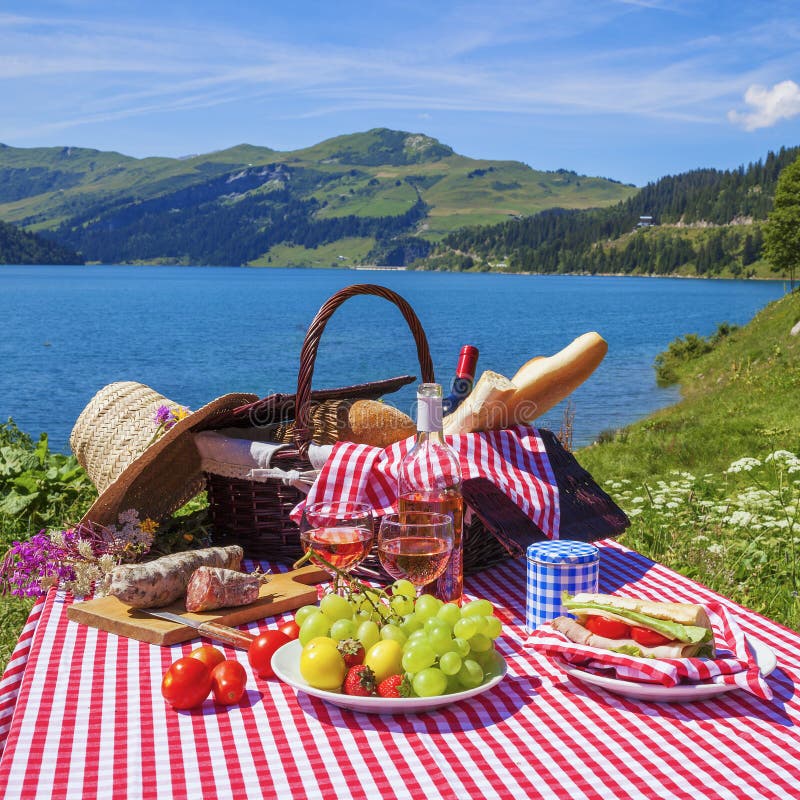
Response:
[579,289,800,629]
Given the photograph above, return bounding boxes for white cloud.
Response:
[728,80,800,131]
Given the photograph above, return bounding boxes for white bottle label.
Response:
[417,394,443,433]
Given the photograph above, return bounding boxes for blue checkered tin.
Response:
[525,541,599,632]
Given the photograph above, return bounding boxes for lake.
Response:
[0,265,789,453]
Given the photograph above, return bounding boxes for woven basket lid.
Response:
[71,381,258,528]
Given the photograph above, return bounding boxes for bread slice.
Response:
[442,370,517,435]
[569,593,710,628]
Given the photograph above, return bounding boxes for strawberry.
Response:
[337,638,365,668]
[342,665,377,697]
[376,674,412,699]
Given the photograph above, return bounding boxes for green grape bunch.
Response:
[292,580,505,698]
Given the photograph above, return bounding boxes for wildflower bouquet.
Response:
[0,510,158,599]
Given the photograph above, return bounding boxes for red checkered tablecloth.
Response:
[0,541,798,800]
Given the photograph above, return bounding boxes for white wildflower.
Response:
[726,457,762,473]
[665,501,680,509]
[765,450,799,464]
[76,539,94,559]
[707,544,724,555]
[98,554,117,573]
[627,508,642,517]
[724,510,754,527]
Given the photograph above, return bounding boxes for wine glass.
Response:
[377,512,454,597]
[298,501,374,591]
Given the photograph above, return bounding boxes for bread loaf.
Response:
[442,370,517,435]
[340,399,417,448]
[504,332,607,425]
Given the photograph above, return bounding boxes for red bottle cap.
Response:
[455,345,479,380]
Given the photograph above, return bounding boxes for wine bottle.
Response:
[441,345,479,415]
[397,383,464,604]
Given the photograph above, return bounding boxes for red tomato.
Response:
[584,615,631,639]
[211,660,248,705]
[278,620,301,641]
[188,645,226,671]
[161,657,212,709]
[630,626,673,647]
[248,630,290,678]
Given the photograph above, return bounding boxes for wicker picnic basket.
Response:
[198,283,628,576]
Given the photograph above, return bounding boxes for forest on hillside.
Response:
[434,147,799,275]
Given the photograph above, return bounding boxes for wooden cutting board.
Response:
[67,564,329,646]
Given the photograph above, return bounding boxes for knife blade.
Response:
[140,608,255,650]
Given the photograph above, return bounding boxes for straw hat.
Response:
[71,382,259,528]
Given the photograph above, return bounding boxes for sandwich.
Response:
[550,593,716,659]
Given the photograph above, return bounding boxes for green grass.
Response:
[249,236,377,267]
[579,290,800,628]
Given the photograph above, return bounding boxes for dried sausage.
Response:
[103,545,243,608]
[184,567,262,612]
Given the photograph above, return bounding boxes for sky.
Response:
[2,1,800,186]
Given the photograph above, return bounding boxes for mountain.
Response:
[436,146,800,277]
[0,217,81,265]
[0,130,635,267]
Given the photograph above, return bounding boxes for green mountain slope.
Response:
[0,129,635,266]
[0,218,81,265]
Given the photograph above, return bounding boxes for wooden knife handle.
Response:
[196,621,255,650]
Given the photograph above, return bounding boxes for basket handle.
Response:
[294,284,435,452]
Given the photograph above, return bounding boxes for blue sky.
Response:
[1,1,800,185]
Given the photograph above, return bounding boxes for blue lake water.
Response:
[0,265,789,453]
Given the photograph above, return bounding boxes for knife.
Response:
[140,609,255,650]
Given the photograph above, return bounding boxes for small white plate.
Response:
[553,636,777,702]
[271,640,507,714]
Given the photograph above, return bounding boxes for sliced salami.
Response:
[185,567,262,612]
[103,545,244,608]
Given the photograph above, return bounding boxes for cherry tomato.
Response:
[584,616,631,639]
[188,645,226,671]
[161,657,212,709]
[278,620,301,641]
[248,630,290,678]
[211,660,248,704]
[630,626,673,647]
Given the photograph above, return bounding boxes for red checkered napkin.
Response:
[290,425,560,537]
[528,601,774,700]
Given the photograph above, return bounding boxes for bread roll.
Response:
[442,371,517,435]
[505,332,607,425]
[340,399,417,448]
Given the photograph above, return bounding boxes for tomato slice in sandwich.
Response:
[630,626,673,647]
[584,616,631,639]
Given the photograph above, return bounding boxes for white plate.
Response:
[271,639,507,714]
[553,636,777,702]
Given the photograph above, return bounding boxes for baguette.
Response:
[505,332,607,425]
[442,370,517,435]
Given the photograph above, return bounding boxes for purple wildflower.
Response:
[1,531,75,598]
[153,405,172,427]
